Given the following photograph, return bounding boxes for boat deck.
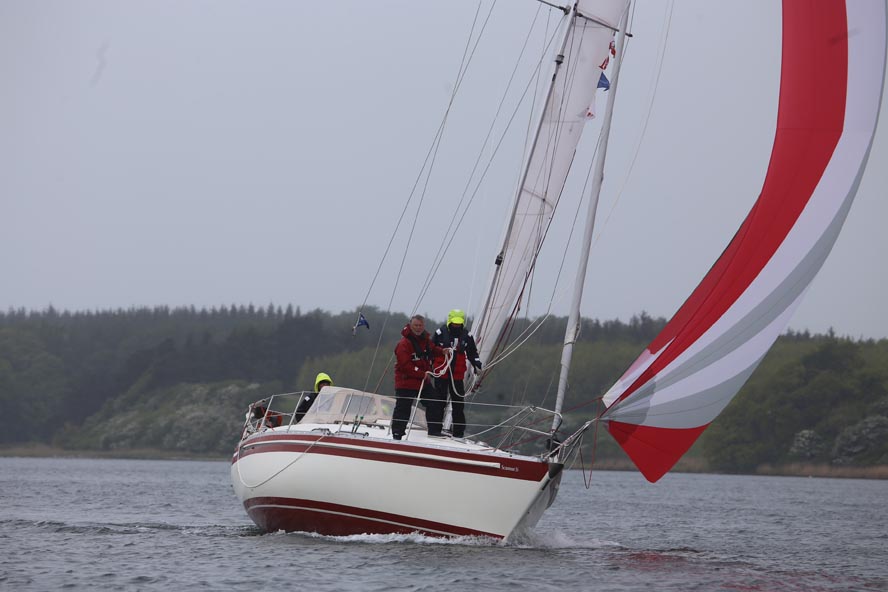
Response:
[261,421,507,454]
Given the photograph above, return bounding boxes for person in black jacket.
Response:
[431,309,481,438]
[294,372,333,423]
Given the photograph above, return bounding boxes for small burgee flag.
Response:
[598,72,610,91]
[352,312,370,335]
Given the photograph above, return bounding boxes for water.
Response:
[1,457,885,591]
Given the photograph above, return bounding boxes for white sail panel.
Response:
[474,0,629,370]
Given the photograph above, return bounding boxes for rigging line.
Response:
[483,145,576,369]
[527,15,591,227]
[535,0,569,14]
[370,357,393,394]
[478,19,608,368]
[464,399,552,411]
[480,304,559,372]
[361,143,441,392]
[546,135,604,313]
[590,0,673,253]
[473,9,572,348]
[491,19,619,366]
[361,1,487,393]
[483,17,591,364]
[405,0,496,320]
[543,23,603,310]
[404,0,501,318]
[519,118,605,371]
[411,3,541,315]
[474,8,553,347]
[410,5,555,318]
[425,0,509,244]
[404,349,455,439]
[538,17,586,208]
[465,230,484,322]
[482,285,526,373]
[523,9,554,174]
[581,415,601,487]
[483,130,605,374]
[518,18,630,402]
[561,395,604,421]
[355,0,485,319]
[480,268,576,374]
[482,194,582,369]
[235,411,329,489]
[513,17,589,326]
[411,13,567,315]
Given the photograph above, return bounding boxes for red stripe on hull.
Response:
[233,434,548,482]
[607,421,708,483]
[244,496,502,539]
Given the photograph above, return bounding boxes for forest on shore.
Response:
[1,305,886,476]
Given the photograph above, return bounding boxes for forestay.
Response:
[600,0,887,482]
[473,0,630,371]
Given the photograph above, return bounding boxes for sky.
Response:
[2,1,887,338]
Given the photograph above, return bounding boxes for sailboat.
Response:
[230,0,886,539]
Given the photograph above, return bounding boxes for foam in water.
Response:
[506,528,624,550]
[279,530,500,546]
[271,527,625,550]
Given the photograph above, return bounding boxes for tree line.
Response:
[1,306,885,471]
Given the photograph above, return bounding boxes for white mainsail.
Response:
[472,0,630,374]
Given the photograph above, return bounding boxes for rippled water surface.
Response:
[1,457,885,591]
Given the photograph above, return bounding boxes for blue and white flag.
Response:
[352,312,370,335]
[598,72,610,91]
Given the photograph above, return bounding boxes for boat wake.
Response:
[274,529,502,546]
[507,529,624,550]
[271,527,624,550]
[3,518,261,538]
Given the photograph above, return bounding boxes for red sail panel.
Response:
[608,422,708,482]
[619,0,847,407]
[602,0,857,482]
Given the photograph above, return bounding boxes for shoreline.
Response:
[3,444,886,479]
[0,444,228,462]
[589,457,888,479]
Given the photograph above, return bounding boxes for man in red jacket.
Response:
[393,314,444,440]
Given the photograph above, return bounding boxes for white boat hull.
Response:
[231,431,562,539]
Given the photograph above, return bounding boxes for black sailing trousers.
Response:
[434,377,466,438]
[392,387,445,439]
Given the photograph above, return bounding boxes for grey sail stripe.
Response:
[604,145,872,429]
[603,357,763,428]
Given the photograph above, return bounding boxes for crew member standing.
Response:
[432,309,482,438]
[393,315,444,440]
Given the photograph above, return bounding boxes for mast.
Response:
[552,5,630,432]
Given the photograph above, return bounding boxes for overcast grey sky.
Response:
[2,1,886,338]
